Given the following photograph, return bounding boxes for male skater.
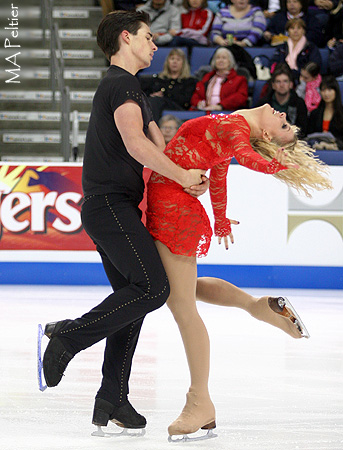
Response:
[42,10,205,432]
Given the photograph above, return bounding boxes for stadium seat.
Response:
[162,110,206,120]
[337,81,343,102]
[190,47,218,74]
[319,48,329,75]
[245,47,274,67]
[252,79,268,107]
[138,47,188,75]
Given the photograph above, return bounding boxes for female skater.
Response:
[146,104,332,439]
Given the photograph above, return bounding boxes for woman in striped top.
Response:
[210,0,267,47]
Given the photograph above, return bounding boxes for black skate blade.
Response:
[168,429,218,443]
[91,425,146,438]
[37,324,47,392]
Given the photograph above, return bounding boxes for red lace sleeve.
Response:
[209,160,232,237]
[216,115,287,174]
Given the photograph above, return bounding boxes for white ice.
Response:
[0,285,342,450]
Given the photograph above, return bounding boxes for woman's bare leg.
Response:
[196,277,302,339]
[155,241,215,435]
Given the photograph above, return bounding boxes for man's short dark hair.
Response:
[271,62,293,83]
[97,10,151,61]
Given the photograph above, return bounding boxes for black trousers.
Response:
[58,193,170,406]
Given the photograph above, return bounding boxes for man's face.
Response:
[152,0,166,9]
[130,23,157,70]
[272,74,293,96]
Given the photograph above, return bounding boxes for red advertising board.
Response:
[0,164,151,251]
[0,164,94,250]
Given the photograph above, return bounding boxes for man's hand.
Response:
[184,175,209,198]
[181,169,206,188]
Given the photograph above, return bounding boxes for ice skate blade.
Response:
[91,425,146,438]
[168,429,218,443]
[280,297,310,339]
[37,324,47,392]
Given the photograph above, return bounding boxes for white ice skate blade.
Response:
[91,425,146,438]
[282,297,310,339]
[168,429,217,443]
[37,324,47,392]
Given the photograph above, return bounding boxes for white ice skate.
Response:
[37,324,47,392]
[168,428,217,443]
[269,297,310,338]
[92,424,146,438]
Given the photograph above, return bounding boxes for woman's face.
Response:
[258,104,295,145]
[300,69,314,83]
[288,24,305,42]
[189,0,203,8]
[214,51,231,72]
[231,0,250,9]
[287,0,302,16]
[160,120,179,143]
[320,87,336,104]
[168,54,183,74]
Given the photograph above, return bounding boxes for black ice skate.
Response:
[268,297,310,338]
[91,398,146,438]
[37,320,74,390]
[37,324,47,391]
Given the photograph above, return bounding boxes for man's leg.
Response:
[43,194,169,388]
[92,248,146,427]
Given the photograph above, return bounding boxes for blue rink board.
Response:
[0,262,342,289]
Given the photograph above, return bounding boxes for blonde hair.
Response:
[159,48,191,79]
[251,126,332,197]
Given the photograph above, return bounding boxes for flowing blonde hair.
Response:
[159,48,191,79]
[251,126,333,197]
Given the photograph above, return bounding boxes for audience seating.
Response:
[138,47,188,75]
[338,81,343,102]
[162,110,205,120]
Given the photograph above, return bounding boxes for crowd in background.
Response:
[98,0,343,149]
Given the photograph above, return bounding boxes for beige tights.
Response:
[196,277,302,339]
[155,242,215,434]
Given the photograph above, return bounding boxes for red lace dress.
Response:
[146,114,286,257]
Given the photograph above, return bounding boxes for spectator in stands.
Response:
[210,0,267,47]
[308,0,339,31]
[295,61,322,113]
[307,75,343,148]
[328,40,343,79]
[271,18,321,83]
[190,47,248,111]
[326,3,343,43]
[159,114,183,143]
[139,48,197,121]
[98,1,145,15]
[257,62,308,136]
[263,0,324,47]
[251,0,281,24]
[170,0,214,49]
[137,0,181,46]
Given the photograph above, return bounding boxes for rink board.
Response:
[0,162,342,288]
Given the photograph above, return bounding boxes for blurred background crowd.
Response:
[100,0,343,149]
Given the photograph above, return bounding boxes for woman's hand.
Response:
[214,35,229,46]
[275,148,299,169]
[217,219,240,250]
[203,104,222,111]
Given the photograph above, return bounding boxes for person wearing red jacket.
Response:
[190,47,248,111]
[173,0,214,47]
